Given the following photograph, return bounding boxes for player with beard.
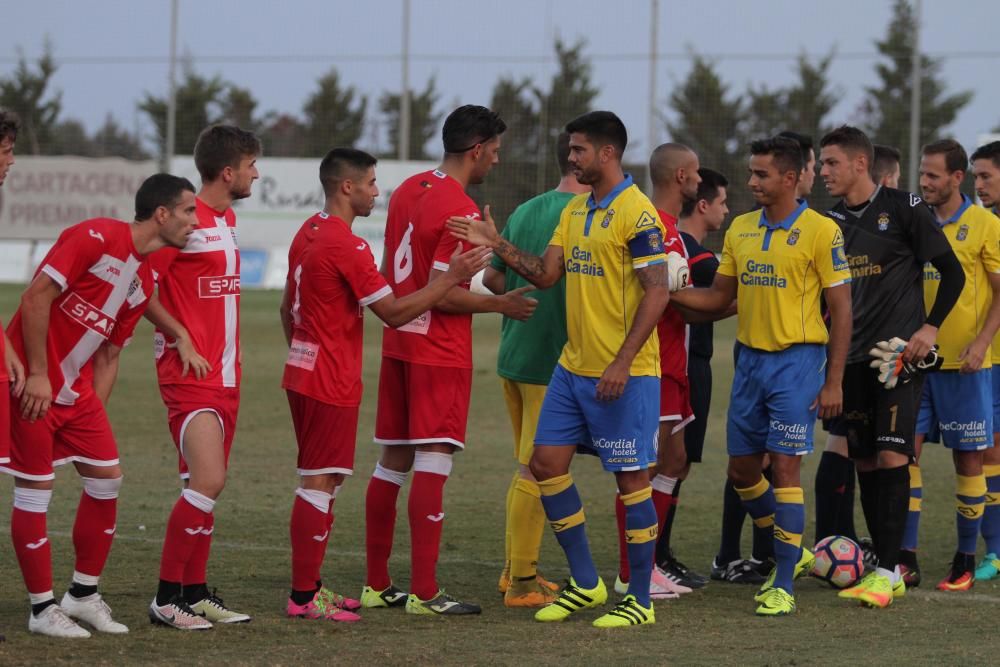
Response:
[146,125,261,629]
[614,143,705,600]
[970,141,1000,581]
[908,140,1000,591]
[818,125,962,608]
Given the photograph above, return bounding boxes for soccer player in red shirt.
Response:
[280,148,491,622]
[3,174,197,638]
[362,105,537,615]
[145,125,260,629]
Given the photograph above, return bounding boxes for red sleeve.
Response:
[108,300,146,348]
[40,224,108,291]
[339,239,391,306]
[147,246,181,283]
[431,203,480,272]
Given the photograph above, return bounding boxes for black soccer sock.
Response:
[660,480,682,558]
[31,598,57,617]
[183,583,210,605]
[751,465,775,562]
[290,587,319,606]
[68,582,98,599]
[717,479,747,564]
[156,580,182,607]
[857,469,881,552]
[814,451,851,542]
[838,459,859,543]
[875,465,910,571]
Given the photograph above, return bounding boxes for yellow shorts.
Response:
[500,378,548,467]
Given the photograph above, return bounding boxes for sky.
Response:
[4,0,1000,163]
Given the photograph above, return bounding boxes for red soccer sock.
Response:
[652,487,673,535]
[615,493,630,583]
[72,490,118,579]
[159,490,213,583]
[11,488,53,596]
[409,452,452,601]
[290,489,333,592]
[365,465,406,590]
[183,511,214,588]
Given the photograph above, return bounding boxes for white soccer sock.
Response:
[373,463,408,487]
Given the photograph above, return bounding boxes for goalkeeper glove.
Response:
[666,251,690,292]
[868,337,943,389]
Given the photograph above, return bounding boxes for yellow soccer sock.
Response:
[510,477,546,580]
[503,471,518,570]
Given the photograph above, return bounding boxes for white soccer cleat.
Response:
[60,592,129,634]
[650,565,683,599]
[28,604,92,638]
[148,596,213,630]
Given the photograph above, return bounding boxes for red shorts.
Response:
[374,357,472,449]
[2,391,118,481]
[286,389,359,476]
[0,381,9,464]
[160,384,240,479]
[659,374,694,434]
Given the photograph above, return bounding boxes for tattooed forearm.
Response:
[636,262,669,290]
[496,238,546,278]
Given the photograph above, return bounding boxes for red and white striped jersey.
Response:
[150,197,241,388]
[6,218,154,406]
[0,318,7,383]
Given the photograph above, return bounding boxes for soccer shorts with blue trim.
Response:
[916,370,992,450]
[727,343,826,457]
[533,364,659,472]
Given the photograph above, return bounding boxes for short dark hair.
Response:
[193,124,262,182]
[135,173,196,220]
[871,144,901,182]
[565,111,627,158]
[820,125,874,167]
[922,138,968,174]
[442,105,506,155]
[555,131,572,175]
[750,136,804,177]
[777,130,814,166]
[0,109,20,144]
[971,141,1000,170]
[681,168,729,218]
[319,148,377,195]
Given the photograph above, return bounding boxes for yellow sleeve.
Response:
[982,212,1000,274]
[814,218,852,288]
[717,225,737,277]
[624,202,669,270]
[548,205,569,248]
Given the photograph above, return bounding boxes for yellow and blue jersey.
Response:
[924,196,1000,370]
[718,201,851,352]
[549,174,668,378]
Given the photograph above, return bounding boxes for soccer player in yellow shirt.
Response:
[970,141,1000,581]
[672,136,852,616]
[449,111,670,628]
[911,139,1000,590]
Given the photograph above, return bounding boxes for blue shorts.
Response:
[727,343,826,458]
[916,370,992,450]
[534,365,659,472]
[993,366,1000,435]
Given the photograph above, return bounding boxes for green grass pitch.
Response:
[0,286,995,665]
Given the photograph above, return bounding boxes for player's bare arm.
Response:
[370,245,494,327]
[670,273,738,315]
[279,279,295,346]
[674,299,738,324]
[596,262,670,402]
[18,273,61,421]
[814,282,851,419]
[482,266,505,295]
[959,271,1000,373]
[92,342,124,405]
[433,279,538,320]
[144,293,212,380]
[447,205,566,289]
[4,332,25,397]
